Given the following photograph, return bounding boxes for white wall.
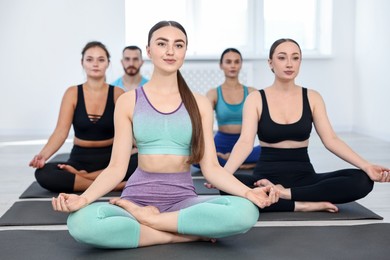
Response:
[0,0,388,141]
[354,0,390,141]
[0,0,125,136]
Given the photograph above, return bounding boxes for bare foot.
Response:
[217,152,230,161]
[174,235,217,244]
[110,198,160,226]
[255,179,289,199]
[58,164,87,176]
[113,181,126,191]
[295,201,339,213]
[202,237,217,243]
[239,163,256,170]
[254,179,275,187]
[138,223,217,247]
[163,232,218,245]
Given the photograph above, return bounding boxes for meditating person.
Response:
[205,48,260,169]
[29,41,137,192]
[51,20,279,249]
[222,38,390,212]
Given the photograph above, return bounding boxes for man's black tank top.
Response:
[257,87,312,143]
[73,84,115,141]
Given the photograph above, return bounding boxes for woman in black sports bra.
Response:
[222,38,390,212]
[29,41,137,192]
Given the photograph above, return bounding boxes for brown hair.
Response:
[268,38,301,73]
[220,47,242,65]
[122,45,143,56]
[269,38,301,59]
[81,41,111,62]
[148,21,204,164]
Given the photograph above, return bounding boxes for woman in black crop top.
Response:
[29,41,137,192]
[222,38,390,212]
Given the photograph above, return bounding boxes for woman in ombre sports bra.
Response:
[51,21,279,249]
[29,41,137,192]
[205,48,260,169]
[222,38,390,213]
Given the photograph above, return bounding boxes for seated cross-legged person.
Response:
[205,48,260,169]
[51,21,279,249]
[29,41,137,192]
[221,38,390,212]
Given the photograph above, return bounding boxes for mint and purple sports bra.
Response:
[132,87,192,156]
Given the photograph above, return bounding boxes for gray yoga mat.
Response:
[0,200,382,226]
[259,201,383,221]
[19,182,122,199]
[0,201,68,226]
[23,153,122,198]
[1,224,390,260]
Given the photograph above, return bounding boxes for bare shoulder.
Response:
[118,88,135,103]
[206,87,217,95]
[205,87,217,100]
[55,86,78,112]
[116,89,136,113]
[63,85,78,100]
[247,89,261,101]
[244,90,261,112]
[306,88,324,104]
[113,85,125,95]
[193,92,213,111]
[247,86,258,93]
[64,85,77,94]
[113,86,125,101]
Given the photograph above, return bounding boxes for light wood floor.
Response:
[0,132,389,230]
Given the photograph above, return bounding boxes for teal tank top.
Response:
[215,85,248,126]
[133,87,192,155]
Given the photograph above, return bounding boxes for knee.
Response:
[67,206,99,246]
[35,165,74,192]
[228,197,259,230]
[355,171,374,197]
[67,203,140,249]
[211,196,258,232]
[34,167,54,191]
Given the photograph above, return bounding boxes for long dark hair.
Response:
[148,21,204,164]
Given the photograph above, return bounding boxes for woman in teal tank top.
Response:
[205,48,260,169]
[51,21,279,249]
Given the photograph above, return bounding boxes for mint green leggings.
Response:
[67,196,259,248]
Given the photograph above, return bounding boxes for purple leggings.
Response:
[121,168,215,212]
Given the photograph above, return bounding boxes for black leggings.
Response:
[223,147,374,212]
[35,145,137,192]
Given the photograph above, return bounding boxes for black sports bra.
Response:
[257,88,312,143]
[73,84,115,141]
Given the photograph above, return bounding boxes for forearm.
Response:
[325,137,370,169]
[81,165,126,204]
[39,132,68,160]
[224,140,254,174]
[203,164,251,198]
